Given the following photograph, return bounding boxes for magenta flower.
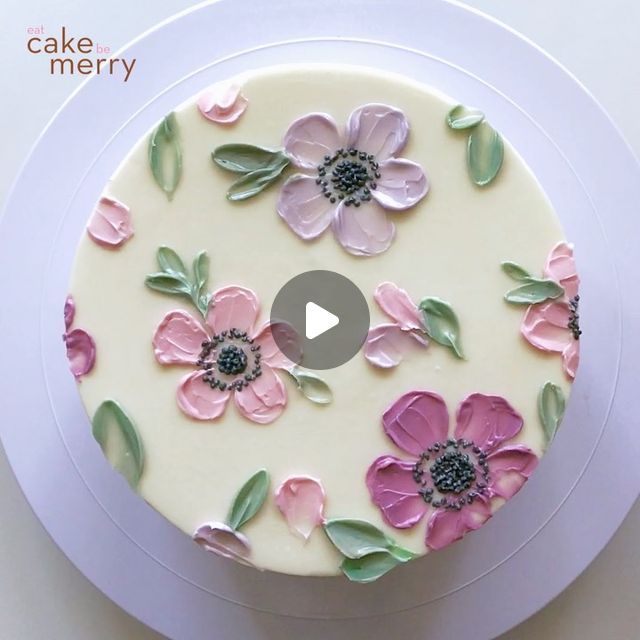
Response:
[153,286,292,424]
[364,282,428,368]
[277,104,429,256]
[63,295,96,380]
[521,242,580,379]
[366,391,538,550]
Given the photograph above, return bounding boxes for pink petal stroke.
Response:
[87,196,134,248]
[64,328,96,379]
[364,323,427,368]
[544,241,579,299]
[197,84,248,125]
[64,296,75,331]
[374,282,423,331]
[425,496,492,550]
[193,522,253,566]
[486,445,538,500]
[153,310,208,365]
[177,370,230,421]
[233,364,287,424]
[275,476,325,541]
[521,300,572,354]
[207,286,260,335]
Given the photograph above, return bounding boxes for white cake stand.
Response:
[1,1,639,638]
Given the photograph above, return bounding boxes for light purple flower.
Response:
[277,104,429,257]
[193,522,254,566]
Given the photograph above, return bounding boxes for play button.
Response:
[270,270,370,370]
[305,302,339,339]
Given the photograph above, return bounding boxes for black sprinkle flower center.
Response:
[412,438,490,510]
[315,148,380,207]
[568,294,581,340]
[196,327,262,392]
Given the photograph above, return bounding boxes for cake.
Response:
[66,64,580,582]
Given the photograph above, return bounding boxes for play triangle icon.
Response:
[305,301,340,340]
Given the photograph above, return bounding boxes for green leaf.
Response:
[418,297,464,359]
[157,246,188,279]
[340,551,403,583]
[501,261,532,282]
[323,519,394,559]
[447,104,485,130]
[92,400,144,489]
[387,544,419,563]
[226,162,289,201]
[504,279,564,305]
[538,381,566,444]
[148,112,182,200]
[144,273,192,296]
[193,251,209,292]
[212,144,289,173]
[227,469,270,531]
[286,367,333,405]
[467,120,504,186]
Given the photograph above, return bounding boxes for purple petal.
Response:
[277,174,336,240]
[425,497,492,550]
[283,113,342,169]
[193,522,254,566]
[372,158,429,210]
[275,476,325,541]
[331,200,395,256]
[64,328,96,379]
[366,455,430,529]
[64,296,75,331]
[364,323,427,368]
[345,104,409,161]
[382,390,450,456]
[487,445,538,499]
[454,393,524,454]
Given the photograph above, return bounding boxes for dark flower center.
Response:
[196,327,262,392]
[412,438,490,510]
[315,147,380,207]
[567,294,581,340]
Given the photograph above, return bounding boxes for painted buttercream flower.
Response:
[153,286,292,424]
[193,523,253,566]
[366,391,538,550]
[277,104,429,256]
[197,83,248,125]
[364,282,428,368]
[521,242,580,379]
[86,196,134,248]
[63,295,96,380]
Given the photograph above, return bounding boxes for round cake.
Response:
[65,64,580,582]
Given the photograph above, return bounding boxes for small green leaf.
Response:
[193,251,209,293]
[212,144,289,173]
[323,519,394,559]
[387,544,419,563]
[467,120,504,186]
[157,246,188,279]
[149,112,182,200]
[418,297,464,359]
[501,261,532,282]
[286,367,333,405]
[226,162,289,201]
[504,279,564,305]
[92,400,144,489]
[447,104,485,130]
[538,381,566,444]
[144,273,192,296]
[340,551,403,583]
[227,469,270,531]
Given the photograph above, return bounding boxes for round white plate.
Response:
[1,0,639,638]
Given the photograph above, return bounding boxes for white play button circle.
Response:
[305,302,340,340]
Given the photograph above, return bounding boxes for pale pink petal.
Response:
[177,370,230,421]
[366,456,430,529]
[346,104,409,161]
[486,445,538,499]
[234,365,287,424]
[87,196,134,248]
[364,324,427,368]
[277,174,336,240]
[193,522,253,566]
[521,300,572,354]
[197,84,248,125]
[64,329,96,379]
[374,282,423,330]
[275,476,325,541]
[283,113,342,169]
[253,321,301,369]
[562,340,580,380]
[64,296,75,331]
[207,286,260,335]
[372,158,429,211]
[331,200,395,256]
[382,391,449,456]
[425,497,492,550]
[153,310,208,365]
[544,241,579,299]
[454,393,524,454]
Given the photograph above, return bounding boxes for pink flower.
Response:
[86,196,134,248]
[364,282,428,368]
[193,522,254,566]
[521,242,580,379]
[153,286,292,424]
[366,390,538,551]
[275,476,326,541]
[63,295,96,380]
[197,84,248,125]
[277,104,429,256]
